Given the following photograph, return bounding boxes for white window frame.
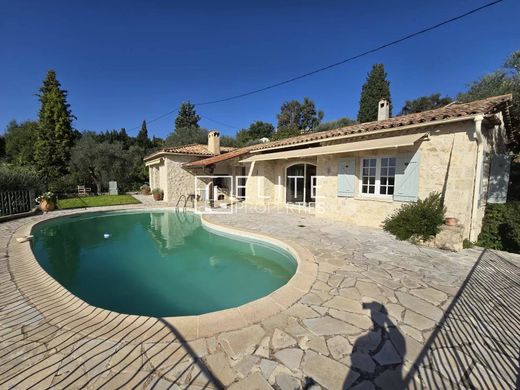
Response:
[359,156,396,198]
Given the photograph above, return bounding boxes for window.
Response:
[361,157,396,196]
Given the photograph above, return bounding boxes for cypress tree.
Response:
[357,64,392,123]
[34,70,75,183]
[175,101,201,129]
[136,120,150,148]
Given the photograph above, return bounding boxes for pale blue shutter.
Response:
[487,154,511,204]
[393,152,420,202]
[338,157,355,197]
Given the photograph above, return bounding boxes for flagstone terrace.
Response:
[0,206,518,389]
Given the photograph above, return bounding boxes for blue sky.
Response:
[1,0,518,139]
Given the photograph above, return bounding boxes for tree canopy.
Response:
[236,121,275,146]
[136,120,152,149]
[275,98,324,140]
[175,101,201,129]
[4,120,38,166]
[357,64,392,123]
[70,133,128,194]
[165,127,208,147]
[457,50,520,152]
[313,117,357,133]
[34,70,75,183]
[399,93,452,115]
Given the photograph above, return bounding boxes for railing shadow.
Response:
[403,249,520,389]
[0,295,225,389]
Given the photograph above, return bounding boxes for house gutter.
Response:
[251,115,478,154]
[469,115,485,242]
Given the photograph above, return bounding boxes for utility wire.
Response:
[199,114,238,130]
[130,0,505,131]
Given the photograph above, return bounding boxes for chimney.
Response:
[378,98,390,121]
[208,130,220,155]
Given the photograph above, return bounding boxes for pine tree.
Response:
[34,70,75,183]
[136,120,150,149]
[175,101,201,129]
[357,64,392,123]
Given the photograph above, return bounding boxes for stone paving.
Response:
[1,206,519,389]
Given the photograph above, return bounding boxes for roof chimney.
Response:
[378,98,390,121]
[208,130,220,155]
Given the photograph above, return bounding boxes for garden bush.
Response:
[0,163,44,193]
[383,192,446,242]
[478,202,520,253]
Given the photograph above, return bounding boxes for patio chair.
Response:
[78,185,91,196]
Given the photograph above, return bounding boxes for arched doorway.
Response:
[285,163,316,205]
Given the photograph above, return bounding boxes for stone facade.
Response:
[244,120,506,241]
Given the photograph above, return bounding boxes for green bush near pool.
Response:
[57,195,141,209]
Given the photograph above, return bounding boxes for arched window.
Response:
[286,163,316,205]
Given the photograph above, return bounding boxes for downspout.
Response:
[469,115,484,242]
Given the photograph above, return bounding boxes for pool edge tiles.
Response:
[8,206,317,341]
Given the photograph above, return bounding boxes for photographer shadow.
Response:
[343,302,406,389]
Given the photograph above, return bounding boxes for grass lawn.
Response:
[57,194,141,209]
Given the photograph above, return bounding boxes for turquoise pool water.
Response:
[31,211,297,317]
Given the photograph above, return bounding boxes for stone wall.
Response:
[164,155,201,203]
[244,120,503,239]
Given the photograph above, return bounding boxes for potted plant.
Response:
[36,191,57,212]
[152,188,163,201]
[140,183,151,195]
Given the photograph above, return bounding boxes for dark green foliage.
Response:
[458,50,520,153]
[136,120,152,149]
[357,64,392,123]
[0,163,45,192]
[175,102,200,129]
[313,117,357,133]
[220,135,238,147]
[35,70,75,183]
[383,192,446,242]
[399,93,452,115]
[272,126,302,141]
[47,174,80,195]
[463,239,476,249]
[0,135,5,159]
[165,127,208,147]
[70,134,128,194]
[236,121,275,146]
[276,98,324,139]
[4,120,38,165]
[477,202,520,253]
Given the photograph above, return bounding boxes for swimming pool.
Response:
[31,210,297,317]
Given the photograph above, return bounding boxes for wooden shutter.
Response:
[338,157,355,197]
[487,154,511,204]
[393,152,420,202]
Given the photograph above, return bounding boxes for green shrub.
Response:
[478,202,520,253]
[383,192,446,242]
[0,163,44,192]
[47,174,81,195]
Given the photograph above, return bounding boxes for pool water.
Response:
[31,211,297,317]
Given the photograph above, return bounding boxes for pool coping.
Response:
[7,206,317,342]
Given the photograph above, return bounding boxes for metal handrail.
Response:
[175,194,186,212]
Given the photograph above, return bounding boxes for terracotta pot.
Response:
[153,193,163,201]
[444,217,458,226]
[40,200,55,212]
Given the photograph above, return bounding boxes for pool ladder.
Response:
[175,194,195,212]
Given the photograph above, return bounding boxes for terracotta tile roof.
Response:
[144,144,236,160]
[184,145,257,167]
[184,94,512,168]
[251,94,513,152]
